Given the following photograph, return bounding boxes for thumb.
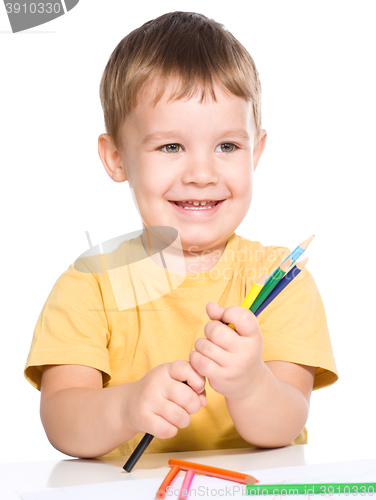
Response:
[206,302,225,321]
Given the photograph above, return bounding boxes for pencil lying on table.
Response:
[156,464,181,499]
[247,483,376,495]
[168,458,258,485]
[178,470,195,500]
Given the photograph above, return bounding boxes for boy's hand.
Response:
[122,360,207,440]
[189,302,265,401]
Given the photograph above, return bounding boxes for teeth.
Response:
[176,200,218,210]
[183,206,211,210]
[180,200,214,204]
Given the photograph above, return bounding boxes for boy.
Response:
[25,11,337,459]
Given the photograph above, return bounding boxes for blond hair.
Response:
[100,11,262,150]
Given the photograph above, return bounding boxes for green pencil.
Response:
[246,483,376,495]
[250,257,292,314]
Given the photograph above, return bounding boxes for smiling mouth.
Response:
[172,200,220,210]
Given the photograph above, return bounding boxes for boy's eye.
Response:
[160,143,182,153]
[215,143,237,153]
[159,143,237,153]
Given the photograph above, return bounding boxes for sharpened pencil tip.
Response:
[299,235,315,251]
[257,272,268,286]
[280,256,293,272]
[297,257,309,269]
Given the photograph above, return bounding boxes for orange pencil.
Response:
[156,464,181,499]
[168,459,258,485]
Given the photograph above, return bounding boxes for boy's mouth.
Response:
[171,200,220,210]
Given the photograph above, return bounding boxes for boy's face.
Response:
[99,79,266,254]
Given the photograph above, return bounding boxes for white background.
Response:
[0,1,375,463]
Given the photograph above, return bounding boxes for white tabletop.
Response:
[1,443,375,500]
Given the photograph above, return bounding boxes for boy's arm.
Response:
[190,303,316,448]
[225,360,315,448]
[40,362,206,458]
[40,364,138,458]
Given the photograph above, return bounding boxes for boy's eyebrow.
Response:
[142,129,250,144]
[218,129,250,141]
[142,131,182,145]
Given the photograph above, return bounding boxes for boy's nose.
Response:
[181,155,220,186]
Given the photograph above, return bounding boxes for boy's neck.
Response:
[141,229,227,275]
[182,243,227,274]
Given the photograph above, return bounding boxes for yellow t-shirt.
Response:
[25,233,338,457]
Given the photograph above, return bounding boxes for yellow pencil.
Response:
[241,272,268,309]
[228,272,268,330]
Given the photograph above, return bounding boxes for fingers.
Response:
[207,302,259,338]
[206,302,225,321]
[150,382,206,438]
[203,321,238,353]
[190,303,263,393]
[150,399,191,439]
[168,359,206,396]
[198,392,207,407]
[165,377,203,415]
[158,363,206,437]
[194,336,229,365]
[128,361,207,439]
[147,413,179,440]
[189,349,221,381]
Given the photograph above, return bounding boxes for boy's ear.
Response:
[98,134,127,182]
[253,129,267,171]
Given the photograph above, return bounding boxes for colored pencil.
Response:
[123,381,189,472]
[178,470,195,500]
[254,258,309,317]
[247,483,376,495]
[241,272,268,309]
[156,465,181,499]
[124,237,314,473]
[123,433,154,472]
[227,272,268,330]
[250,257,292,313]
[264,235,314,285]
[168,459,258,485]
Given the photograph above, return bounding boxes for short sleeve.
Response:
[257,267,338,390]
[24,263,111,390]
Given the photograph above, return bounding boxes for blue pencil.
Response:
[264,235,314,285]
[254,258,308,317]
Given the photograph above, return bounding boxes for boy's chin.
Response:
[180,236,228,254]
